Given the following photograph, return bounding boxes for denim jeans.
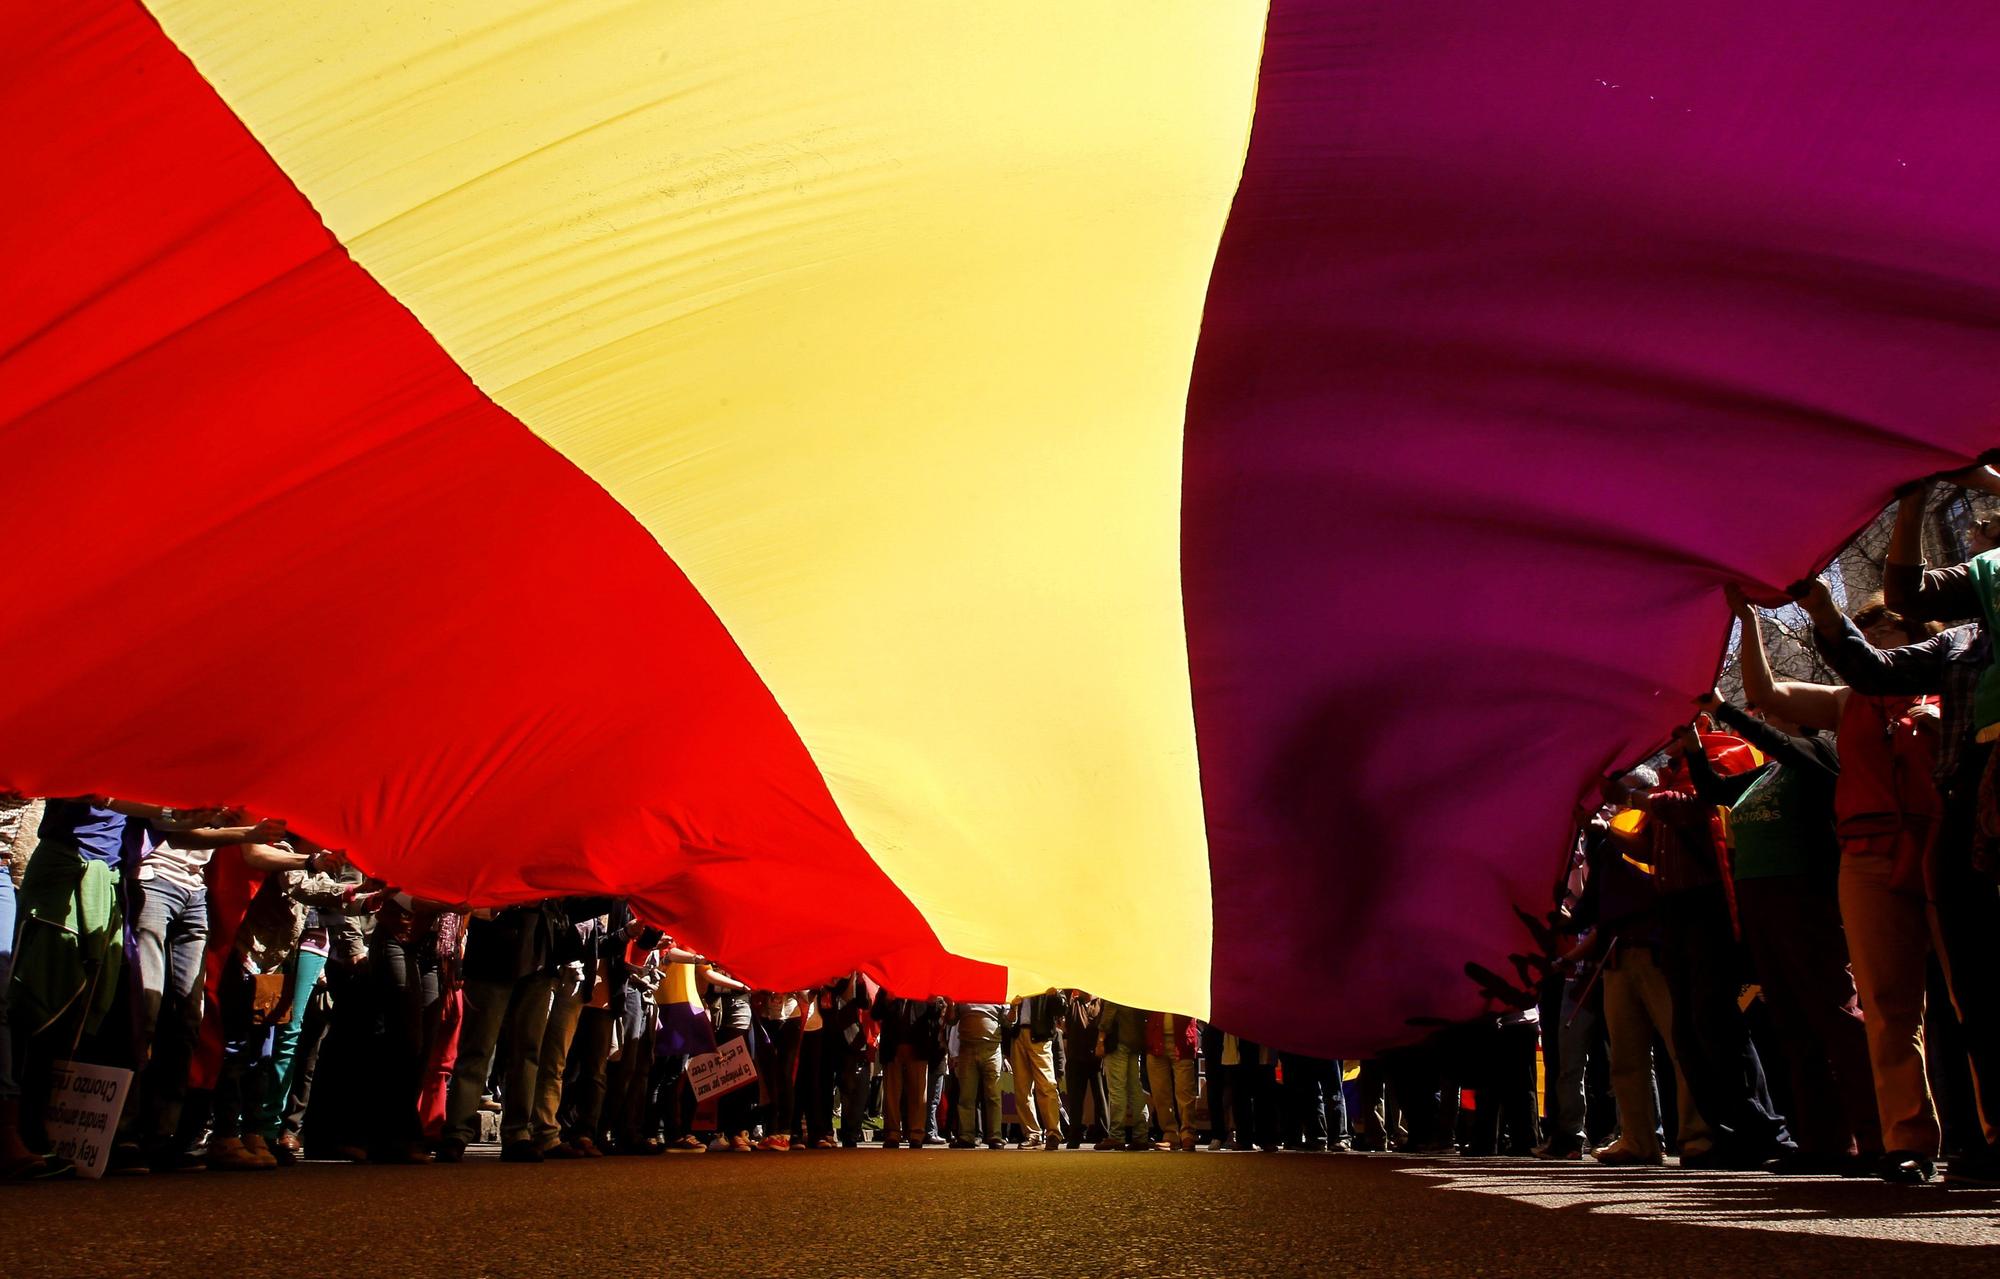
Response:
[1552,972,1597,1148]
[256,949,327,1138]
[0,863,17,1101]
[129,877,208,1144]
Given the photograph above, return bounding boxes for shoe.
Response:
[1206,1137,1225,1152]
[239,1134,280,1169]
[1681,1144,1779,1171]
[728,1134,754,1153]
[1127,1139,1155,1153]
[1591,1142,1664,1167]
[1068,1139,1083,1150]
[815,1135,840,1149]
[273,1133,304,1167]
[881,1138,902,1150]
[665,1135,705,1154]
[756,1134,791,1152]
[949,1138,979,1149]
[500,1140,544,1164]
[1535,1143,1584,1161]
[1048,1134,1063,1152]
[1094,1136,1124,1151]
[206,1137,262,1172]
[707,1137,731,1153]
[1880,1150,1936,1185]
[431,1141,466,1164]
[1152,1139,1175,1151]
[108,1142,153,1175]
[911,1139,929,1149]
[1351,1135,1386,1152]
[478,1093,503,1113]
[1942,1150,2000,1186]
[377,1142,434,1165]
[986,1139,1006,1150]
[572,1137,605,1158]
[541,1141,584,1160]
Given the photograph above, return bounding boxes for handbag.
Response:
[249,969,293,1027]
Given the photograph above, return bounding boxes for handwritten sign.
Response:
[687,1036,758,1102]
[45,1060,132,1179]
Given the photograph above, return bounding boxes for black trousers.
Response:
[1659,888,1788,1155]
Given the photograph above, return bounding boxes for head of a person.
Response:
[1971,509,2000,557]
[1852,600,1935,650]
[1618,764,1661,799]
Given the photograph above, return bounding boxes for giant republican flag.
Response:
[4,0,1996,1054]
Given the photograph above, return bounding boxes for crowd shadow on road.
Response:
[1397,1156,2000,1247]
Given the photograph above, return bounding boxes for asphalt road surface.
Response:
[3,1148,1996,1278]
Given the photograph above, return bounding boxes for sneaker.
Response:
[728,1134,754,1153]
[814,1135,840,1150]
[707,1137,731,1153]
[1591,1142,1663,1167]
[665,1135,705,1154]
[1881,1150,1936,1185]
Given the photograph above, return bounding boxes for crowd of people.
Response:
[3,472,1999,1189]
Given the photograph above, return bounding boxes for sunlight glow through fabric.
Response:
[4,1,1996,1053]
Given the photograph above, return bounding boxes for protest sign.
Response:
[687,1036,758,1102]
[45,1060,132,1179]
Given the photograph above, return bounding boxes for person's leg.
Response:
[532,963,588,1150]
[566,1007,614,1145]
[1930,794,2000,1151]
[282,974,330,1146]
[837,1050,871,1145]
[1737,878,1861,1158]
[925,1053,948,1143]
[255,948,326,1142]
[1012,1036,1044,1145]
[954,1042,979,1139]
[1551,975,1593,1152]
[977,1039,1003,1142]
[1032,1038,1066,1145]
[881,1046,907,1142]
[1600,962,1663,1158]
[1840,853,1940,1159]
[1324,1059,1348,1147]
[1664,895,1785,1155]
[500,973,556,1147]
[441,976,513,1147]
